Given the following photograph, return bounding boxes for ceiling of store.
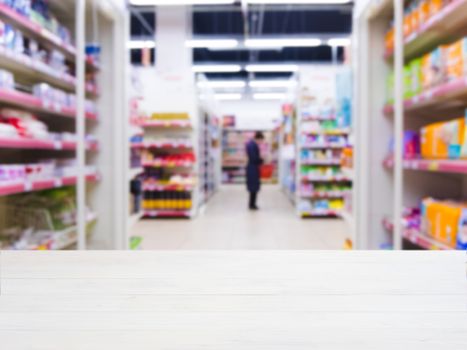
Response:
[129,2,353,78]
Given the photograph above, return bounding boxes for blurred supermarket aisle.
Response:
[134,185,349,250]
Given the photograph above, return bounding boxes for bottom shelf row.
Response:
[382,197,467,251]
[0,186,97,250]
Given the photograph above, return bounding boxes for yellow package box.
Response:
[422,199,463,248]
[444,38,467,82]
[420,118,465,159]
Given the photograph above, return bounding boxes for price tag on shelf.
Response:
[24,182,33,192]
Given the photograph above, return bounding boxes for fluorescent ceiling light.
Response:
[130,0,235,5]
[215,93,243,100]
[249,80,298,88]
[327,38,351,47]
[253,93,287,100]
[246,1,351,4]
[198,80,246,88]
[186,39,239,49]
[128,40,156,49]
[246,64,299,73]
[192,65,242,73]
[245,38,322,49]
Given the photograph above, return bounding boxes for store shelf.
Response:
[143,210,191,218]
[0,88,98,120]
[0,173,100,197]
[301,209,341,218]
[142,160,195,168]
[0,47,76,91]
[132,141,193,149]
[384,0,467,60]
[3,213,98,251]
[383,76,467,115]
[341,167,355,180]
[383,156,467,174]
[300,191,349,199]
[382,218,453,250]
[0,136,98,151]
[301,175,352,182]
[301,143,348,149]
[301,159,341,166]
[302,116,336,122]
[302,129,350,136]
[142,183,194,191]
[0,4,76,59]
[140,120,192,129]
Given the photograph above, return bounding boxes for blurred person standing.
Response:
[246,131,264,210]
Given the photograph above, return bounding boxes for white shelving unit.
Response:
[136,113,198,219]
[354,0,467,250]
[0,0,128,250]
[198,109,221,205]
[295,66,353,220]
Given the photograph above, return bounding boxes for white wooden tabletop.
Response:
[0,251,466,349]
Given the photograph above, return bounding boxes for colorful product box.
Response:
[428,0,444,17]
[444,38,467,82]
[421,48,443,90]
[420,117,465,159]
[422,198,466,248]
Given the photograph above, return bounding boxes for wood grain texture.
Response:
[0,251,466,349]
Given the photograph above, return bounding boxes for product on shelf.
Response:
[149,113,190,120]
[141,150,196,166]
[0,0,73,46]
[0,108,97,147]
[386,35,467,103]
[301,133,348,148]
[0,187,95,250]
[300,164,348,179]
[0,108,48,139]
[388,201,467,250]
[301,182,351,196]
[421,117,465,159]
[142,191,192,211]
[298,198,345,214]
[384,0,453,53]
[0,18,71,75]
[341,147,354,169]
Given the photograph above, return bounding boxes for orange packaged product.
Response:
[403,12,411,38]
[421,118,465,159]
[429,0,443,16]
[423,199,464,248]
[421,53,432,90]
[385,27,394,53]
[444,38,467,82]
[419,0,430,23]
[411,4,420,34]
[439,202,463,247]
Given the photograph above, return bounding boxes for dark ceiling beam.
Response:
[129,4,353,13]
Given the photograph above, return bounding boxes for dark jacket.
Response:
[246,139,263,193]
